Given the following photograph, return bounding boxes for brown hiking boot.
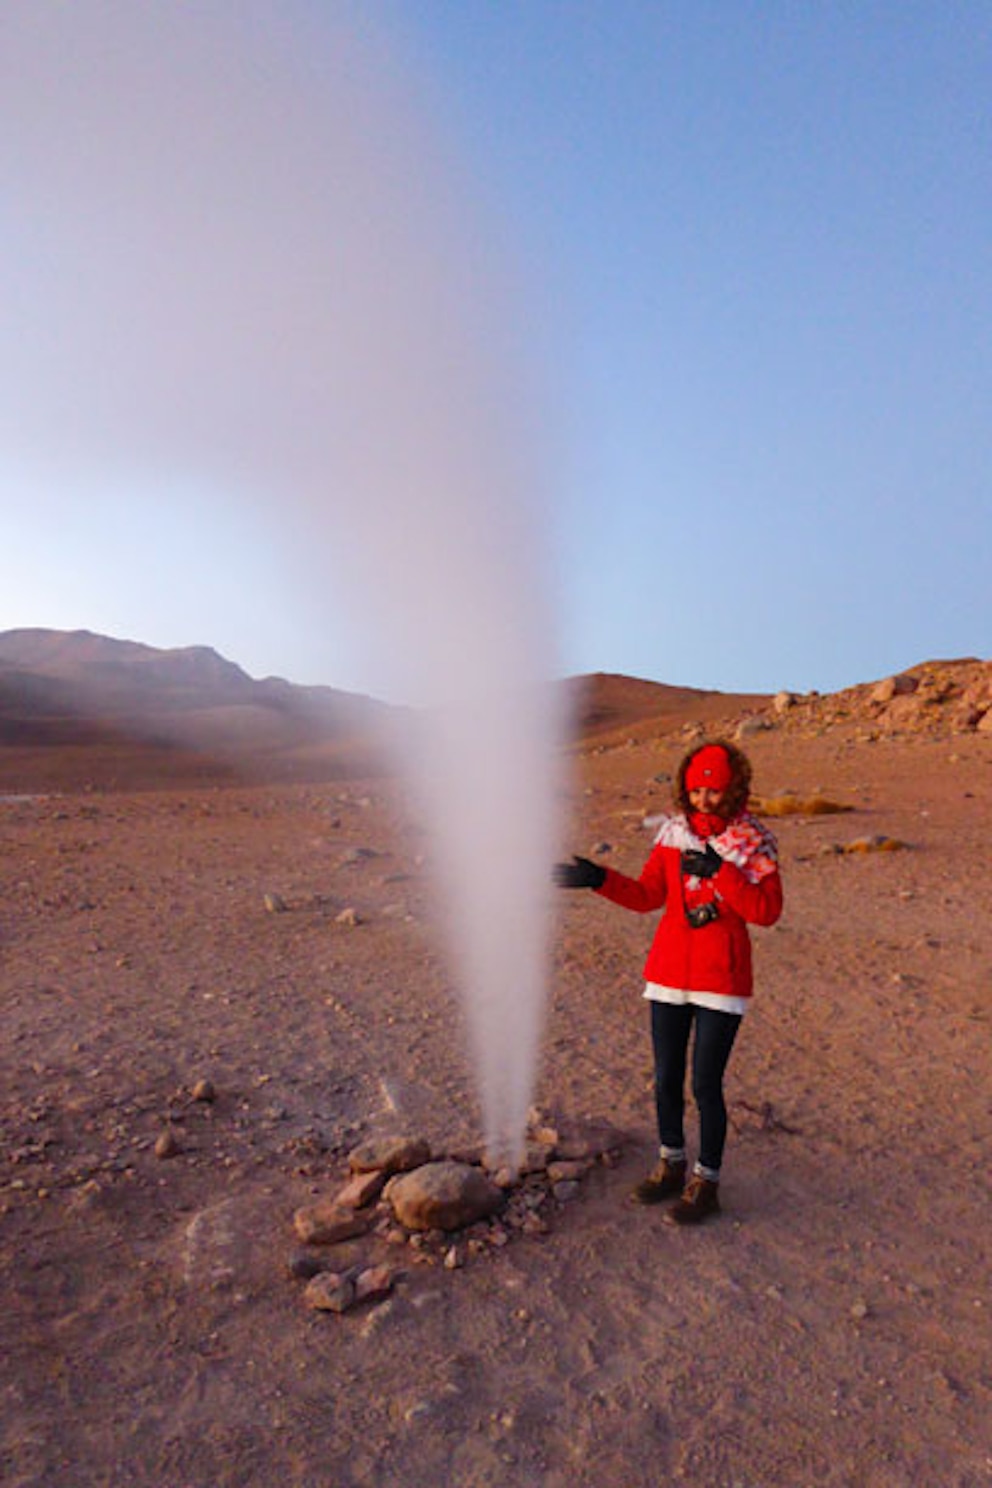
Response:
[665,1174,720,1226]
[631,1157,687,1205]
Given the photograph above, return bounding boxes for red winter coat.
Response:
[596,842,783,999]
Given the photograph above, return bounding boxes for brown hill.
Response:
[560,672,770,744]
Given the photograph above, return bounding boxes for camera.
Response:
[686,902,719,929]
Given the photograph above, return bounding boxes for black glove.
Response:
[552,855,607,890]
[680,844,723,879]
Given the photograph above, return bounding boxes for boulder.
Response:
[871,674,918,704]
[387,1161,505,1232]
[347,1134,431,1175]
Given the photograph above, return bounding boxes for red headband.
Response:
[685,745,732,792]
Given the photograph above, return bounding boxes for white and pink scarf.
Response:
[653,811,779,884]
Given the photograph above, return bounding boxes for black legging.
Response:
[650,1000,742,1173]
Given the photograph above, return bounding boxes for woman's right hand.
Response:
[552,855,606,890]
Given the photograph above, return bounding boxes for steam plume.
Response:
[0,2,561,1163]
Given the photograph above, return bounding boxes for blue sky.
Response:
[1,3,988,699]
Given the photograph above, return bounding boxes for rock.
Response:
[552,1180,580,1203]
[530,1125,560,1149]
[443,1244,465,1270]
[305,1271,355,1313]
[754,793,852,817]
[191,1078,216,1103]
[547,1159,590,1183]
[843,835,908,854]
[962,675,992,709]
[293,1202,373,1245]
[736,717,768,740]
[339,847,378,866]
[354,1265,394,1304]
[489,1166,518,1190]
[773,691,797,714]
[334,1170,388,1210]
[388,1161,505,1232]
[154,1129,181,1159]
[263,893,287,913]
[335,907,362,927]
[348,1135,431,1176]
[872,674,918,704]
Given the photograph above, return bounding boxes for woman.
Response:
[554,740,783,1225]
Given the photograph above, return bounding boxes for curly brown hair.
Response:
[674,738,752,820]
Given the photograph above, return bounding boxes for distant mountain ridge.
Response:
[0,628,397,768]
[0,629,987,794]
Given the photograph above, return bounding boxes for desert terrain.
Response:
[2,636,990,1487]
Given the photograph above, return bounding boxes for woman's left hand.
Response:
[680,844,723,879]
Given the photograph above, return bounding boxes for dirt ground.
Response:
[2,717,990,1486]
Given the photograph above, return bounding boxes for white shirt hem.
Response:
[643,983,749,1016]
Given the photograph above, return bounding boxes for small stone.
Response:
[154,1129,181,1160]
[850,1299,870,1321]
[293,1202,373,1245]
[354,1266,394,1304]
[335,907,362,927]
[334,1169,388,1209]
[263,893,287,913]
[191,1078,216,1103]
[443,1244,465,1270]
[843,835,907,854]
[339,846,377,865]
[305,1271,355,1313]
[547,1159,590,1183]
